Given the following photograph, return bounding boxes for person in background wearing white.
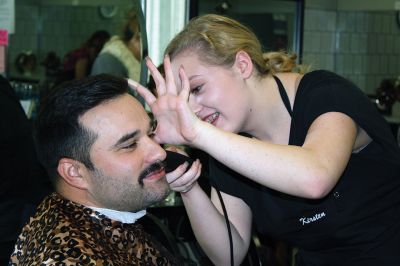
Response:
[91,11,141,82]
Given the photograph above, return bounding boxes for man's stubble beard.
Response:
[90,166,170,212]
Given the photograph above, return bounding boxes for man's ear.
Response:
[57,158,89,190]
[234,50,253,79]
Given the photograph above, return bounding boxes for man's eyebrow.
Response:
[114,130,139,148]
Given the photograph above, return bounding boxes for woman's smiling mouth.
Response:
[203,112,220,124]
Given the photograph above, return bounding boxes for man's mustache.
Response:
[138,161,166,186]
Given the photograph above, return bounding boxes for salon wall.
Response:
[195,0,400,100]
[302,0,400,116]
[196,0,299,54]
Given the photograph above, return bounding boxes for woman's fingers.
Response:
[174,182,197,194]
[146,57,167,96]
[170,162,202,193]
[127,79,156,105]
[179,66,190,101]
[163,55,178,95]
[143,55,184,99]
[166,159,201,185]
[153,134,163,144]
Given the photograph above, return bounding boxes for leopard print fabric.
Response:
[9,193,178,265]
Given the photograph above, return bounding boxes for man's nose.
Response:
[145,137,167,163]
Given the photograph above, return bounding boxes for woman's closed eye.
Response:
[190,85,203,95]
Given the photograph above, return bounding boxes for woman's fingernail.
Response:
[127,79,139,87]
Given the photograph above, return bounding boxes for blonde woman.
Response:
[131,14,400,266]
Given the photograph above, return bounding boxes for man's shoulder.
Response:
[9,240,101,266]
[9,195,106,265]
[15,193,101,245]
[10,194,178,265]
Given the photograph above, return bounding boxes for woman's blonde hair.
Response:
[165,14,302,76]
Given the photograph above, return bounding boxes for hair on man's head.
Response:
[34,74,129,184]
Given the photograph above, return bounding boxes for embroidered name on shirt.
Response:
[299,212,326,225]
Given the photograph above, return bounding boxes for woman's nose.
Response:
[188,96,202,115]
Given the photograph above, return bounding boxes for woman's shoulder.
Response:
[298,70,359,95]
[301,70,345,84]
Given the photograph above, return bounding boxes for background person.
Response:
[59,30,110,82]
[91,11,141,82]
[132,14,400,266]
[9,74,201,265]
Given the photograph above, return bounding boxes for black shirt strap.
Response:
[273,75,293,117]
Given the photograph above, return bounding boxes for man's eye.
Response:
[151,119,158,132]
[123,142,137,149]
[148,132,156,139]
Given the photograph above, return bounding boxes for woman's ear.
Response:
[234,50,253,79]
[57,158,89,190]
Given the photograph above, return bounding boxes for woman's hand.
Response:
[164,145,202,193]
[166,157,202,194]
[128,55,202,146]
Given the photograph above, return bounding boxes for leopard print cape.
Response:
[9,193,178,265]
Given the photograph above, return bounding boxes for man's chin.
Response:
[159,185,171,201]
[145,184,171,206]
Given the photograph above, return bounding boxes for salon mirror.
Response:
[8,1,147,88]
[7,0,148,116]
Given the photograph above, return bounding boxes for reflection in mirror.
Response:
[90,2,143,82]
[8,0,147,117]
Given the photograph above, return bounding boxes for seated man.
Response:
[9,74,201,265]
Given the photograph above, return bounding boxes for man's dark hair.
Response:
[34,74,129,184]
